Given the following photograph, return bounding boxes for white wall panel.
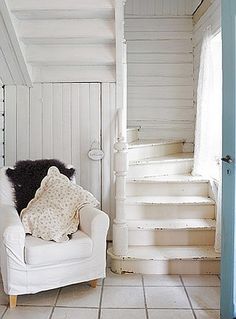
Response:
[5,86,17,165]
[0,82,4,167]
[5,82,116,237]
[29,84,42,159]
[42,83,53,159]
[125,18,193,31]
[126,15,194,144]
[16,86,30,160]
[125,0,193,16]
[5,83,102,201]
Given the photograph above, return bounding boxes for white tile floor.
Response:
[0,271,221,319]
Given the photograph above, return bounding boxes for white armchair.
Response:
[0,204,109,308]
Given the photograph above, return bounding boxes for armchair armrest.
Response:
[79,206,109,243]
[0,205,25,264]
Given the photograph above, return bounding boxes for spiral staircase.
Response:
[108,127,220,274]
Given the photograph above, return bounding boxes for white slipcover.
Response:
[0,204,109,296]
[24,230,93,265]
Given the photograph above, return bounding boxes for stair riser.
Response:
[127,129,139,143]
[128,229,215,246]
[126,182,209,197]
[128,143,183,162]
[125,204,215,219]
[110,259,220,275]
[128,161,193,178]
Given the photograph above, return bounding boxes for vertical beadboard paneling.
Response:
[16,86,30,160]
[102,82,116,239]
[125,0,193,16]
[0,83,4,167]
[62,83,72,164]
[79,83,91,193]
[71,83,81,184]
[42,83,53,158]
[5,85,17,166]
[193,0,221,125]
[126,15,194,144]
[88,83,101,202]
[52,84,63,160]
[29,84,43,159]
[5,82,116,229]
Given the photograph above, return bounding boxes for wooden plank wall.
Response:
[125,0,193,16]
[125,0,194,149]
[5,83,116,235]
[0,82,4,167]
[193,0,221,115]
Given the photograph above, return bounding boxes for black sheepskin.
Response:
[6,159,76,215]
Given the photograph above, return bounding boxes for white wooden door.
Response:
[5,83,102,202]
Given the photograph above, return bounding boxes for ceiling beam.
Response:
[0,0,32,86]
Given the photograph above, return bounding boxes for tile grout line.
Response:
[49,288,61,319]
[1,305,8,319]
[180,276,197,319]
[141,275,149,319]
[98,278,105,319]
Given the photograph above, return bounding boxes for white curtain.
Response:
[193,27,222,252]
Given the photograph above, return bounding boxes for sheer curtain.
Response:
[193,27,222,252]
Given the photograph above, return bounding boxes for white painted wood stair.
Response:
[108,127,220,274]
[7,0,115,82]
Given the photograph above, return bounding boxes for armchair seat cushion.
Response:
[25,230,93,266]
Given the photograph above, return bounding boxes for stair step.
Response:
[22,38,115,46]
[108,246,220,274]
[129,153,193,165]
[9,0,114,19]
[127,175,209,196]
[127,219,216,246]
[125,196,215,220]
[128,153,193,178]
[127,174,209,183]
[127,219,216,230]
[128,140,184,161]
[128,139,185,149]
[25,44,115,66]
[17,19,115,46]
[127,127,140,143]
[126,196,215,205]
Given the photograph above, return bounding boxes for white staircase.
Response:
[7,0,115,83]
[108,127,220,274]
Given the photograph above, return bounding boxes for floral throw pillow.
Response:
[20,166,99,242]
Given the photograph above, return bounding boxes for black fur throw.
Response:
[6,159,76,215]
